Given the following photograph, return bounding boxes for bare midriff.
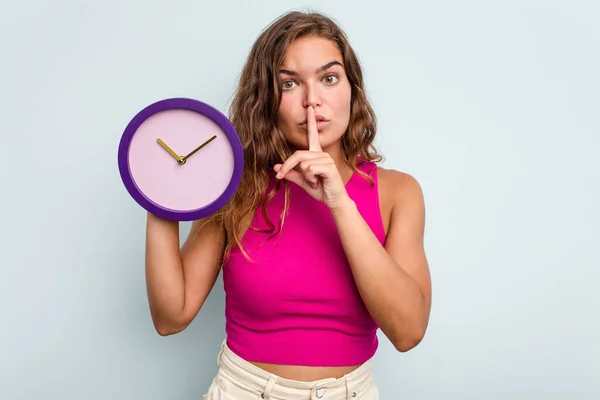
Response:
[249,361,361,381]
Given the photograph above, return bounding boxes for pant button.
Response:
[315,387,325,398]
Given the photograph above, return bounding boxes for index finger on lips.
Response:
[307,106,322,152]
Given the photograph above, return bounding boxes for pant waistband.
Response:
[216,339,374,399]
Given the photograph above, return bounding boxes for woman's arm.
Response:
[145,213,225,336]
[330,172,432,352]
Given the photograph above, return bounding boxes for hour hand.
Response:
[157,138,183,162]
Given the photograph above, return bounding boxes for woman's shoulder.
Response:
[375,165,425,209]
[376,165,420,185]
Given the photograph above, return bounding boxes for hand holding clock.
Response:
[273,106,351,210]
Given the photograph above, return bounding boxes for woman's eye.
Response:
[282,81,296,89]
[324,75,339,84]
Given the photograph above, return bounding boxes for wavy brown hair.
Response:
[203,10,383,261]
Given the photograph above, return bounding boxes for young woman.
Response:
[145,10,432,400]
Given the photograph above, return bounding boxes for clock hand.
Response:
[181,135,217,163]
[157,138,184,162]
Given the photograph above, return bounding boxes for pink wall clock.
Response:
[118,98,244,221]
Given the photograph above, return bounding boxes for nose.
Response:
[302,81,321,109]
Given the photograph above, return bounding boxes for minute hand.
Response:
[181,135,217,163]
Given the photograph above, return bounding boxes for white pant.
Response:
[203,340,379,400]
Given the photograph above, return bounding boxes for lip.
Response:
[299,114,330,131]
[299,120,329,132]
[299,114,329,124]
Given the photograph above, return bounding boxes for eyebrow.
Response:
[279,61,344,76]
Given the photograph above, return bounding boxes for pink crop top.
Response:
[222,160,387,366]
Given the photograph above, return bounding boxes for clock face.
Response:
[118,98,244,221]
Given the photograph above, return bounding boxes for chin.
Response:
[319,128,345,146]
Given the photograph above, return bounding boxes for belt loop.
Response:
[345,375,350,399]
[262,375,277,399]
[217,339,226,366]
[345,374,357,399]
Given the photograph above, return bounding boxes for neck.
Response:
[321,140,354,185]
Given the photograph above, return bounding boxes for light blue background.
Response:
[1,0,599,399]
